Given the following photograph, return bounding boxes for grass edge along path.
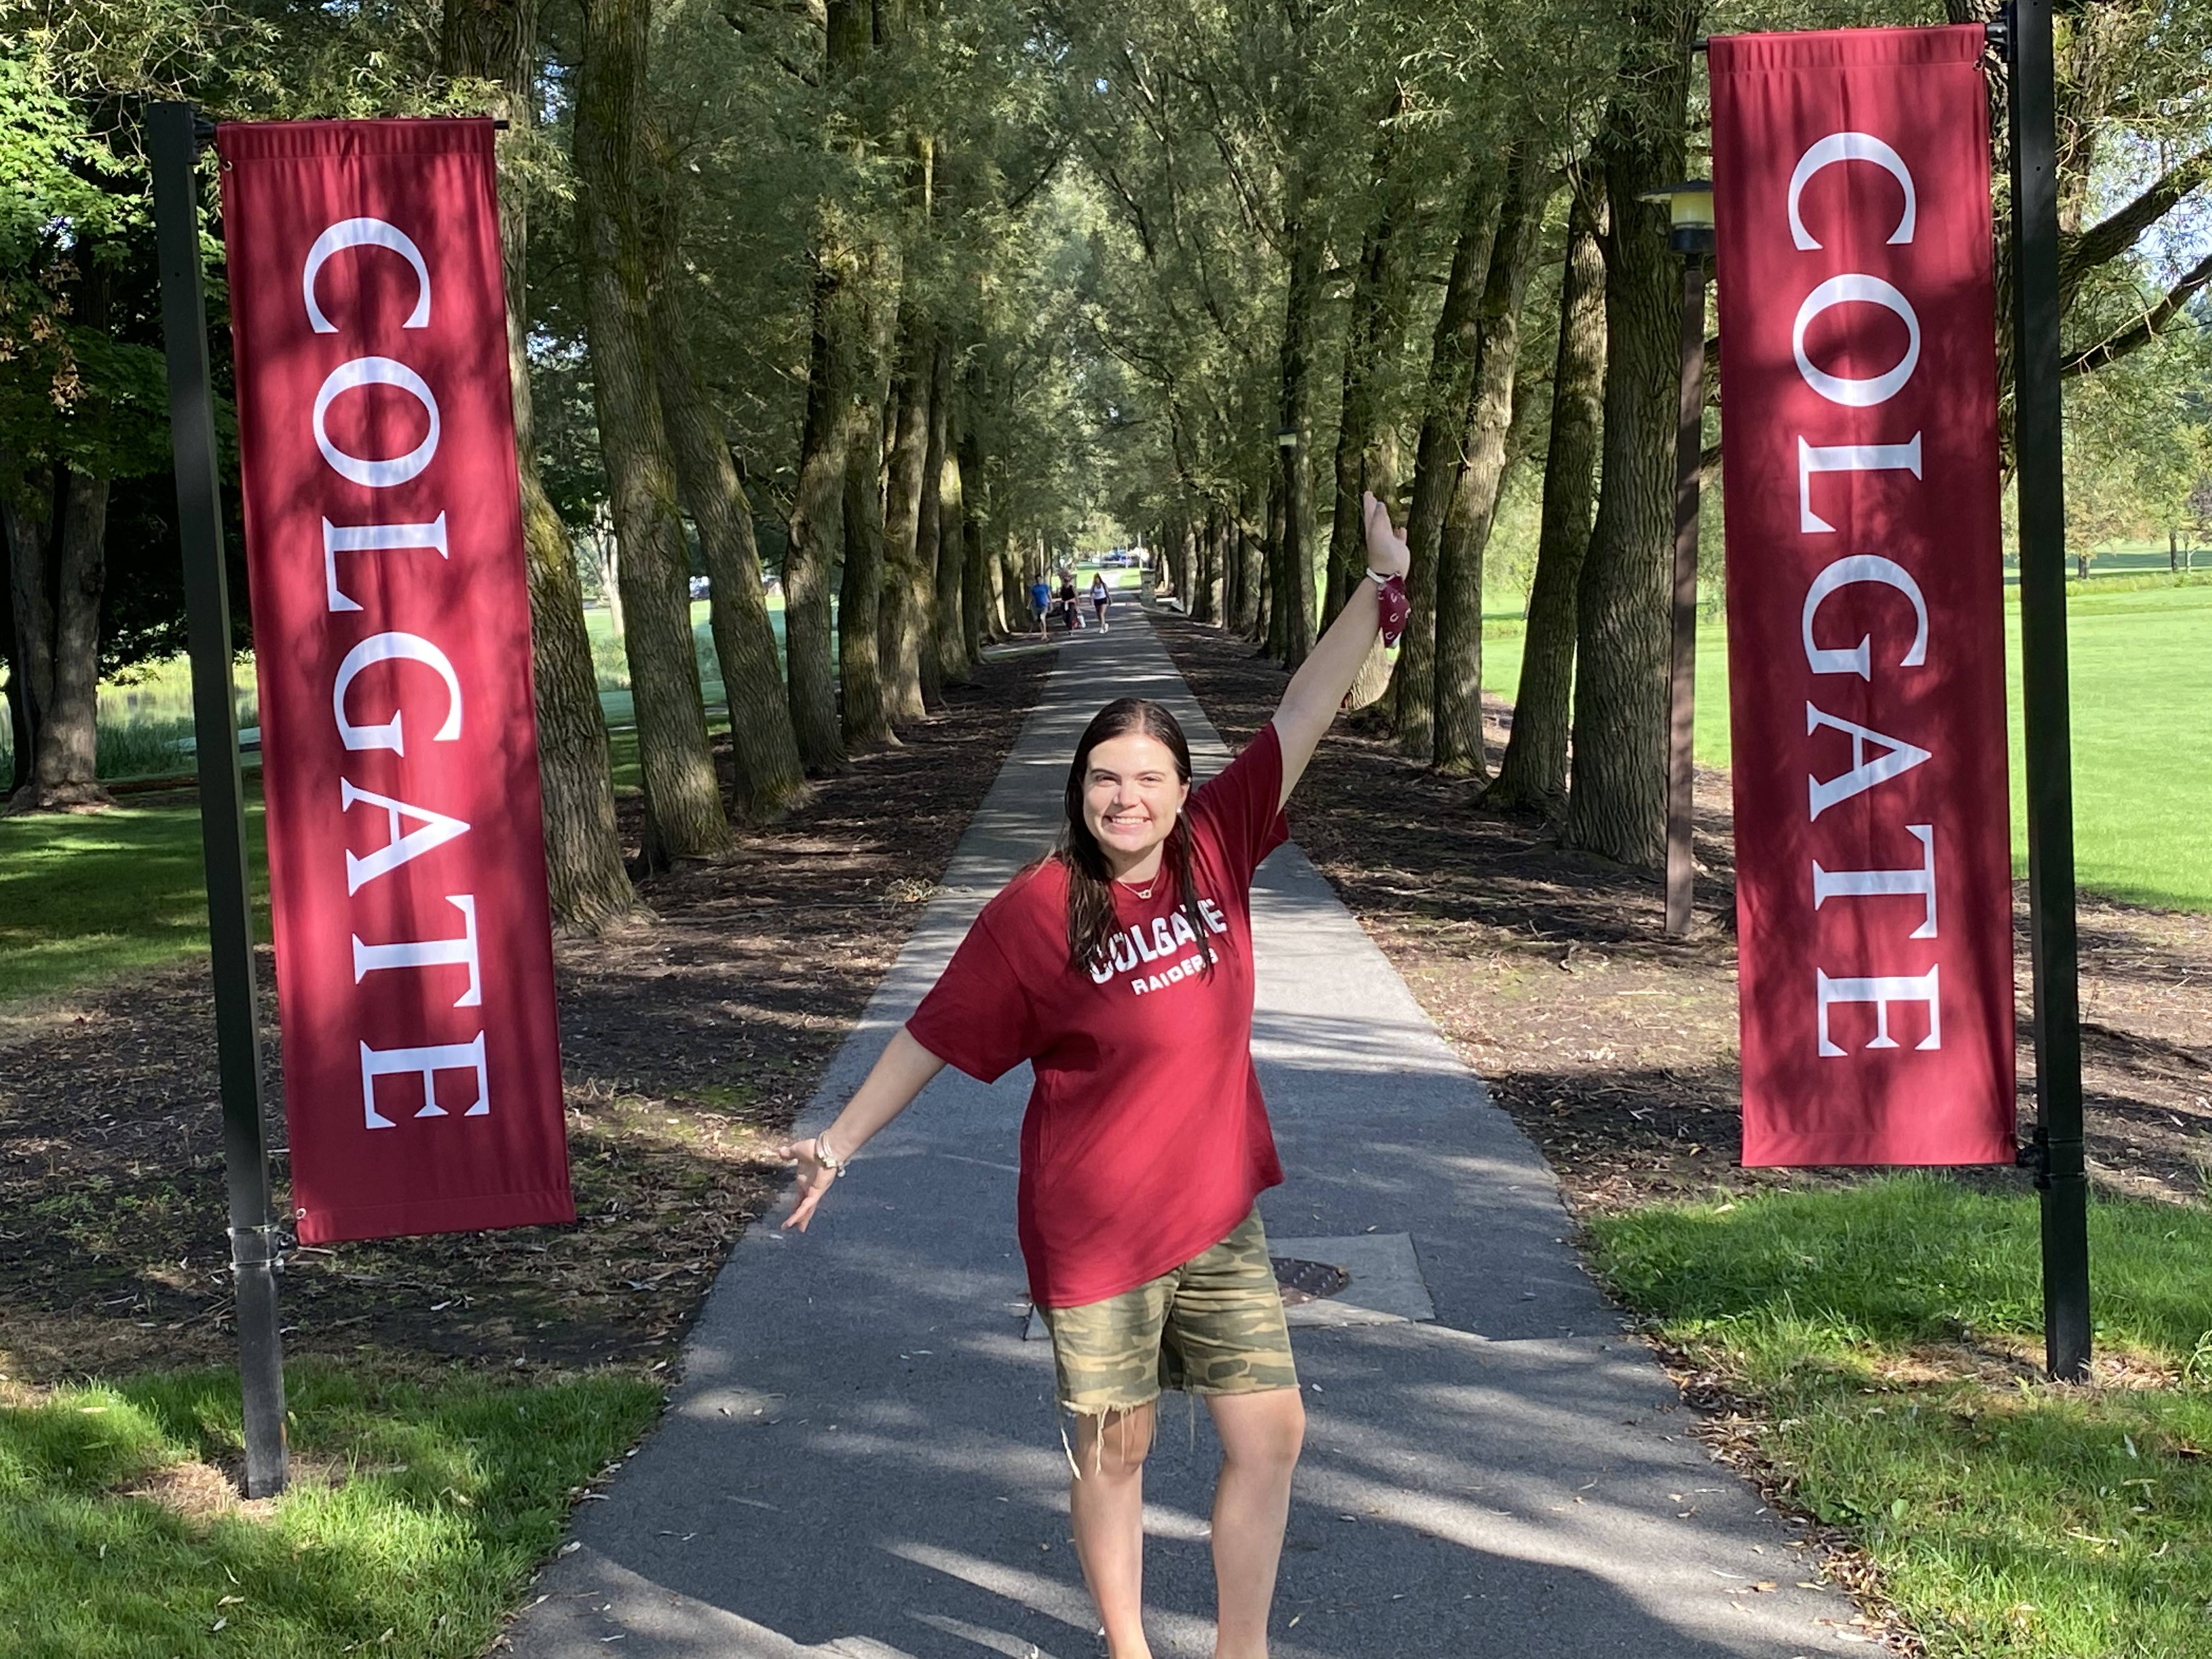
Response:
[1585,1175,2212,1659]
[0,1362,662,1659]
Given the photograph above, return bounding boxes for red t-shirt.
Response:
[906,722,1292,1308]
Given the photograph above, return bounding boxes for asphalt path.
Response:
[504,607,1861,1658]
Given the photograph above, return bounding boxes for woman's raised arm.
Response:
[1268,492,1410,810]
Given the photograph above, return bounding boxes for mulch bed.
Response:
[0,647,1048,1386]
[1153,611,2212,1216]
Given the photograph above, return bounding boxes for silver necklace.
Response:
[1116,873,1158,900]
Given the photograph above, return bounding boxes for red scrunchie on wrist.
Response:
[1375,574,1409,647]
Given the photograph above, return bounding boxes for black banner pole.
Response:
[1664,253,1708,938]
[2004,1,2092,1382]
[149,101,290,1493]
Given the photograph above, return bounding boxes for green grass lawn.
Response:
[0,797,270,1004]
[1587,1176,2212,1659]
[1482,575,2212,913]
[1,1362,659,1658]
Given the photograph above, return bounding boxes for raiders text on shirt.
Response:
[1088,897,1232,994]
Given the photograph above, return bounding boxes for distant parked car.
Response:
[689,576,711,600]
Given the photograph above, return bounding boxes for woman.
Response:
[777,493,1410,1659]
[1060,571,1082,632]
[1090,570,1112,633]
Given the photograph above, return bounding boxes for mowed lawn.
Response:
[1482,577,2212,913]
[1589,1178,2212,1659]
[0,796,272,1004]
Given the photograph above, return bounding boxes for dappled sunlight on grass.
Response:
[1589,1176,2212,1657]
[0,1363,661,1658]
[0,800,270,1003]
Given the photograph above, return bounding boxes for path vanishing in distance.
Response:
[504,607,1863,1659]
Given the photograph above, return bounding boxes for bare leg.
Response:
[1204,1387,1305,1659]
[1068,1402,1157,1659]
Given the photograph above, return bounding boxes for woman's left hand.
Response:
[1362,491,1410,582]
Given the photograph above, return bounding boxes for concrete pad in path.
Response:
[505,612,1858,1658]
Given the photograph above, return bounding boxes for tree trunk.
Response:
[1433,153,1552,778]
[929,343,969,685]
[996,528,1024,640]
[10,466,110,810]
[1566,19,1699,870]
[1490,185,1606,818]
[1324,96,1418,625]
[444,0,634,928]
[3,468,54,794]
[838,248,899,752]
[1274,178,1323,665]
[785,254,854,773]
[912,339,950,709]
[1396,163,1504,758]
[1167,516,1192,608]
[598,514,624,637]
[839,397,895,749]
[957,399,990,657]
[1262,477,1286,656]
[651,282,812,817]
[0,512,27,793]
[574,0,731,865]
[1233,492,1263,637]
[879,323,933,723]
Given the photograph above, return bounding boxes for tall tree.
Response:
[648,276,811,817]
[443,0,635,926]
[1565,3,1700,868]
[785,255,854,771]
[1489,184,1605,817]
[1393,165,1500,756]
[5,461,108,811]
[1322,91,1418,623]
[784,0,881,774]
[838,238,900,752]
[927,340,969,684]
[879,317,936,720]
[573,0,733,865]
[1272,148,1324,672]
[1431,150,1552,778]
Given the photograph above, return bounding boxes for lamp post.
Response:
[1640,179,1716,939]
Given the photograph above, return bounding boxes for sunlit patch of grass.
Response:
[1588,1176,2212,1658]
[0,1362,661,1659]
[0,801,272,1003]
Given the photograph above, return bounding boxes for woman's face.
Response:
[1081,731,1189,868]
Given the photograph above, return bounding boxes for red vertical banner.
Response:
[1711,27,2017,1165]
[218,119,574,1240]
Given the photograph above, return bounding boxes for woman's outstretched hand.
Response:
[1362,490,1410,582]
[775,1137,837,1232]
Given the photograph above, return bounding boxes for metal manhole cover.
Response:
[1272,1256,1351,1305]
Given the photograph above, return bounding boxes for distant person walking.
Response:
[1059,573,1081,633]
[777,493,1414,1659]
[1031,573,1053,637]
[1091,572,1111,633]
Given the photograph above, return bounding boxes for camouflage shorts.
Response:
[1039,1208,1298,1414]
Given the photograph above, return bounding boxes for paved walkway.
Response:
[506,611,1859,1658]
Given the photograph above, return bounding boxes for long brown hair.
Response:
[1058,699,1217,980]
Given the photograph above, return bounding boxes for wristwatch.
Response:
[814,1134,848,1177]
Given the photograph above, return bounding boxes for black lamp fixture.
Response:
[1640,179,1716,258]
